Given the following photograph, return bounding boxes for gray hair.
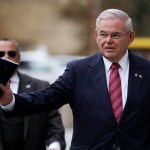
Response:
[0,38,21,54]
[95,9,133,32]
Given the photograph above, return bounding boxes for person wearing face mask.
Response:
[0,38,66,150]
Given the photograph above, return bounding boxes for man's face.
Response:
[95,18,135,62]
[0,41,20,64]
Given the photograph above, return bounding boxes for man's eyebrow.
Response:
[99,30,122,34]
[99,30,106,33]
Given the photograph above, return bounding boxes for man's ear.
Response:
[94,31,99,43]
[128,31,135,45]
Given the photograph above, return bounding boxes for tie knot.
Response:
[111,63,120,69]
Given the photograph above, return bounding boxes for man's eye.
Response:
[99,33,107,37]
[112,34,121,39]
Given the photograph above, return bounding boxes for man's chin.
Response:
[104,54,117,62]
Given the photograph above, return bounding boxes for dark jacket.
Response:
[7,51,150,150]
[0,73,66,150]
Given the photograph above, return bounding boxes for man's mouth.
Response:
[105,47,114,49]
[104,47,115,51]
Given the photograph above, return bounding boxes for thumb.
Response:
[0,83,13,105]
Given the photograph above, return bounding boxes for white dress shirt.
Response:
[102,50,129,109]
[10,73,19,94]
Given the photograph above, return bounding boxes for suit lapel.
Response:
[18,73,32,139]
[121,52,145,122]
[18,74,32,94]
[88,52,146,124]
[88,53,116,122]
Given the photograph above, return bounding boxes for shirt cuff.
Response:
[47,141,61,150]
[1,94,15,111]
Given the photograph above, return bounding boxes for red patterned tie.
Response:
[109,63,123,123]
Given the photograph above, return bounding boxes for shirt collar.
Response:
[103,50,129,72]
[10,73,19,83]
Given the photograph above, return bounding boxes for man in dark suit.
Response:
[0,9,150,150]
[0,38,66,150]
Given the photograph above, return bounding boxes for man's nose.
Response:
[3,53,9,59]
[105,36,113,42]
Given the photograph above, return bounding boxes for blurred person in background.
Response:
[0,38,66,150]
[1,8,150,150]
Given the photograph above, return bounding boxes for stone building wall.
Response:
[0,0,89,55]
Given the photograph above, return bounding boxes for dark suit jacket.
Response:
[8,51,150,150]
[0,73,66,150]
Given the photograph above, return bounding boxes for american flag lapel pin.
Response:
[26,84,31,88]
[134,73,138,77]
[139,75,142,79]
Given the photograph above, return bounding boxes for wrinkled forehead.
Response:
[0,41,17,51]
[98,18,127,32]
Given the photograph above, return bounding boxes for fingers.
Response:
[0,83,9,90]
[6,82,11,88]
[0,84,5,90]
[0,83,11,96]
[0,83,13,106]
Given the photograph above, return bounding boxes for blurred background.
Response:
[0,0,150,149]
